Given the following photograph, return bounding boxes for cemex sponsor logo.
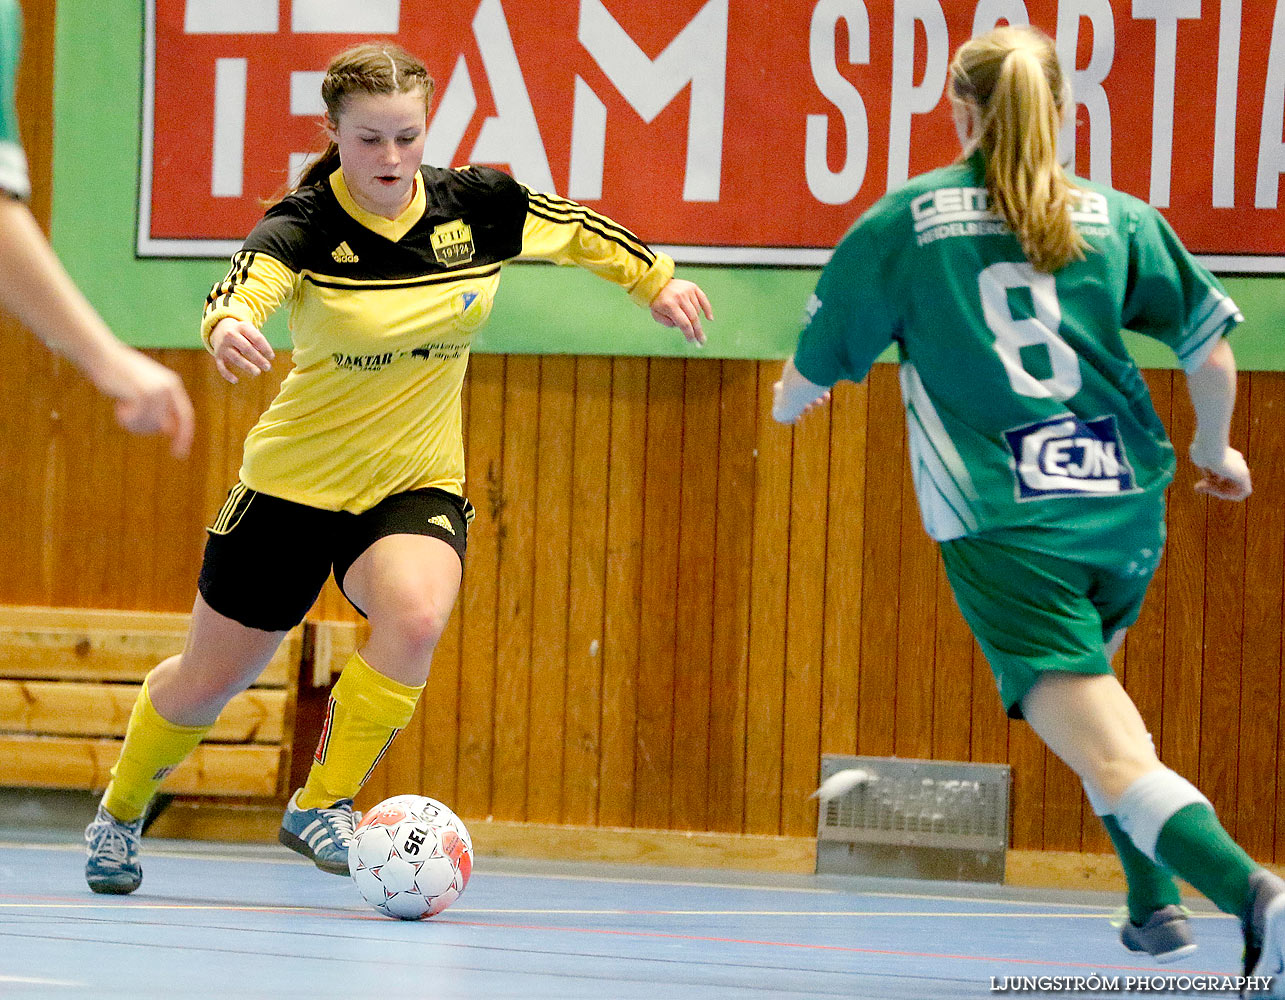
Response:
[1004,414,1136,500]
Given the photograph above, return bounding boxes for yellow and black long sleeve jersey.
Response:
[202,164,674,513]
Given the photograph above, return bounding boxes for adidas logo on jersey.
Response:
[427,514,455,535]
[331,242,359,263]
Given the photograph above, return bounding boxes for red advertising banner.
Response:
[142,0,1285,269]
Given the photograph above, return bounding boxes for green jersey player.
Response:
[0,0,192,455]
[777,25,1283,990]
[0,0,28,199]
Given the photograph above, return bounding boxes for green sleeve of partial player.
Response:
[792,212,898,387]
[0,0,29,200]
[1122,204,1242,374]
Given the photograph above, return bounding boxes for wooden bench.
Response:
[0,606,304,800]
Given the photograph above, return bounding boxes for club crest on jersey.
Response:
[454,287,488,331]
[431,220,475,267]
[1004,414,1136,500]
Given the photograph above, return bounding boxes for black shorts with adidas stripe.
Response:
[199,483,473,632]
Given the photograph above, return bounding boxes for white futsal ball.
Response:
[348,795,473,920]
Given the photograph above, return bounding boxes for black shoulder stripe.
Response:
[526,204,655,267]
[525,192,656,266]
[526,191,654,260]
[205,250,257,313]
[205,251,238,311]
[226,250,256,308]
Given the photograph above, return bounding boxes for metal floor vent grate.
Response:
[816,754,1011,883]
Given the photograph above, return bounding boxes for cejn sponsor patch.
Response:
[1004,414,1136,500]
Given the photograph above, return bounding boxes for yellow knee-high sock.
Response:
[101,678,212,822]
[297,652,423,809]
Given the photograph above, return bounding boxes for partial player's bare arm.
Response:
[209,317,276,384]
[0,197,194,457]
[772,356,831,424]
[1185,337,1250,500]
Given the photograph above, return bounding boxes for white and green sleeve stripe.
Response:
[900,363,982,541]
[1177,287,1242,374]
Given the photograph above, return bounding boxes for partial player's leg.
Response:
[1093,630,1191,961]
[280,488,467,875]
[940,535,1194,960]
[86,484,333,894]
[1098,814,1192,961]
[1022,671,1285,992]
[85,593,289,894]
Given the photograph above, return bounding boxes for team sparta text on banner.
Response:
[142,0,1285,268]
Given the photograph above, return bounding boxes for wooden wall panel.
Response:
[8,6,1285,861]
[742,364,792,835]
[857,365,903,760]
[492,356,538,821]
[562,356,612,826]
[931,564,975,764]
[1008,722,1047,851]
[634,358,684,830]
[455,353,503,819]
[671,359,720,832]
[705,362,756,834]
[1161,376,1207,785]
[894,464,937,761]
[1124,372,1173,745]
[781,386,829,837]
[15,0,52,222]
[3,347,1283,863]
[1043,754,1084,853]
[419,590,461,803]
[819,382,866,762]
[1241,377,1284,858]
[1200,383,1249,827]
[353,364,1283,858]
[527,355,575,824]
[598,357,646,828]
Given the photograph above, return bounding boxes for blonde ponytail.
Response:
[949,28,1089,273]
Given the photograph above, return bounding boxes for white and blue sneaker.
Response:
[1243,869,1285,997]
[1118,905,1197,963]
[84,804,144,895]
[278,790,356,875]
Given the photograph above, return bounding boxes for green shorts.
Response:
[940,530,1158,719]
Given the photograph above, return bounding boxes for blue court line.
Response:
[0,841,1247,1000]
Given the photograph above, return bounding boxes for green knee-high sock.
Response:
[1101,814,1182,924]
[1155,803,1258,918]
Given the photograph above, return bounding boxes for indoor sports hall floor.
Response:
[0,833,1248,999]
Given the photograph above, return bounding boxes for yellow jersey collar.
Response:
[329,167,425,242]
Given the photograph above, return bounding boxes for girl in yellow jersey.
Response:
[85,40,712,893]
